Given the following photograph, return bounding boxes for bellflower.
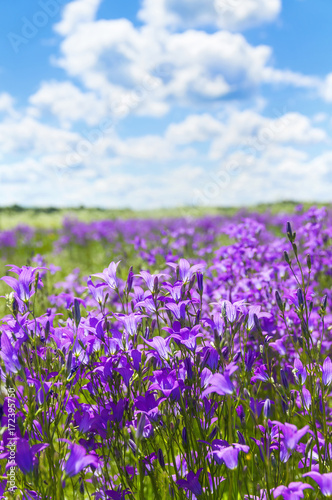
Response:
[64,443,99,477]
[273,482,313,500]
[303,472,332,496]
[211,440,249,469]
[91,261,121,290]
[272,422,309,462]
[167,258,205,283]
[176,469,203,497]
[1,265,46,304]
[322,357,332,386]
[202,364,238,397]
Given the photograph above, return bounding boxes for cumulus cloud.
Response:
[51,0,321,121]
[0,93,18,118]
[54,18,275,112]
[54,0,102,36]
[29,81,106,127]
[138,0,282,31]
[1,0,331,209]
[320,73,332,102]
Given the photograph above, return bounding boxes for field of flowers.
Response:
[0,206,331,499]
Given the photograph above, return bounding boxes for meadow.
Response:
[0,204,331,499]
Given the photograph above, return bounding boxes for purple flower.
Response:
[251,364,270,384]
[116,313,145,338]
[16,439,49,474]
[293,359,307,385]
[273,482,313,500]
[1,265,45,304]
[167,258,205,283]
[249,398,265,419]
[177,469,203,496]
[0,332,21,374]
[64,443,99,477]
[211,440,249,469]
[143,336,171,361]
[136,270,169,292]
[245,349,259,372]
[165,301,188,321]
[303,472,332,496]
[91,261,120,290]
[322,357,332,386]
[272,422,309,462]
[149,369,183,400]
[202,364,238,397]
[220,300,237,322]
[87,277,107,306]
[164,323,202,351]
[104,489,131,500]
[301,387,312,411]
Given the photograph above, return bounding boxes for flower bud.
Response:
[263,399,272,418]
[297,289,304,308]
[126,267,134,293]
[136,413,146,440]
[275,290,284,312]
[237,430,246,445]
[196,272,204,293]
[280,369,289,390]
[128,438,137,455]
[182,427,187,446]
[209,426,218,440]
[157,448,165,469]
[284,251,290,264]
[73,298,81,327]
[306,254,312,270]
[286,221,293,241]
[305,437,313,456]
[66,351,73,376]
[184,357,193,380]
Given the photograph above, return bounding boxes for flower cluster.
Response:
[0,206,331,498]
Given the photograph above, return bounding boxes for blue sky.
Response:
[1,0,332,208]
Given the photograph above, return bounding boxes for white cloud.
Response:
[55,17,275,112]
[0,115,80,160]
[166,114,224,145]
[138,0,282,31]
[54,0,102,36]
[52,1,322,120]
[207,109,327,160]
[1,0,331,209]
[29,81,106,127]
[320,73,332,102]
[0,93,18,118]
[193,146,332,208]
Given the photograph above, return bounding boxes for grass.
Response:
[0,201,330,229]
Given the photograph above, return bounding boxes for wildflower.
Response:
[16,440,49,475]
[273,482,313,500]
[202,364,238,397]
[303,472,332,496]
[91,261,121,290]
[1,265,46,304]
[177,469,203,496]
[322,357,332,386]
[64,443,99,477]
[167,258,205,283]
[211,439,249,469]
[272,422,309,462]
